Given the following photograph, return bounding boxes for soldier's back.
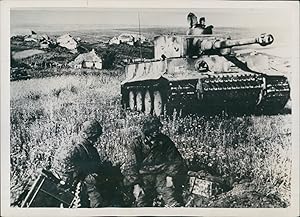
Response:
[52,139,79,177]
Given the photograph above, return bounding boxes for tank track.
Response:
[257,75,290,113]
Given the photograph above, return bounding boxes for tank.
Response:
[121,31,290,116]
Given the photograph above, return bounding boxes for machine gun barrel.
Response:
[198,33,274,53]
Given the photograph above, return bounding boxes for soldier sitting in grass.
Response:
[122,116,187,207]
[51,119,104,208]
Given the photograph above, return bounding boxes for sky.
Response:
[11,8,294,29]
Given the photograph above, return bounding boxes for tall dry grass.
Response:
[10,74,292,206]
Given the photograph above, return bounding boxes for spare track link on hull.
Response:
[201,74,263,91]
[198,74,263,105]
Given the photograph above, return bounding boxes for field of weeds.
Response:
[10,73,292,207]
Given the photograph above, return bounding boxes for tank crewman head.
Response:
[187,12,198,28]
[199,17,206,28]
[141,115,163,141]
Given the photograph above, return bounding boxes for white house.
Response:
[109,36,120,45]
[40,40,50,49]
[24,31,38,42]
[69,49,102,69]
[109,33,147,46]
[57,34,78,51]
[118,34,134,45]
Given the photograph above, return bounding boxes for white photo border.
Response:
[1,0,299,216]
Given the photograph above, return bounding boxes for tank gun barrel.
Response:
[198,33,274,53]
[153,33,274,59]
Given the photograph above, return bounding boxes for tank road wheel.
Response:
[153,90,163,116]
[129,91,135,111]
[136,91,143,112]
[144,90,152,115]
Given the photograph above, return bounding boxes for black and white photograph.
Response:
[1,1,299,216]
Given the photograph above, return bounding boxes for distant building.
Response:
[24,31,38,42]
[118,34,134,45]
[109,36,120,45]
[38,33,55,49]
[130,33,146,43]
[40,40,50,49]
[40,34,50,41]
[57,34,78,51]
[109,33,147,46]
[68,49,102,69]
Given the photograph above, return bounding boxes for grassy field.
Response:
[10,72,292,207]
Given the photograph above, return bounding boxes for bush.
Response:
[102,50,116,69]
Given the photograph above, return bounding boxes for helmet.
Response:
[80,119,102,138]
[141,116,162,136]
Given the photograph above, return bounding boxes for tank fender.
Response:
[245,53,269,72]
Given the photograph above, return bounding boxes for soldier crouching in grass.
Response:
[51,119,104,208]
[122,116,187,207]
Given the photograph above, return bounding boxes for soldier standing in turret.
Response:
[51,119,104,208]
[187,13,213,35]
[197,17,206,29]
[122,116,187,207]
